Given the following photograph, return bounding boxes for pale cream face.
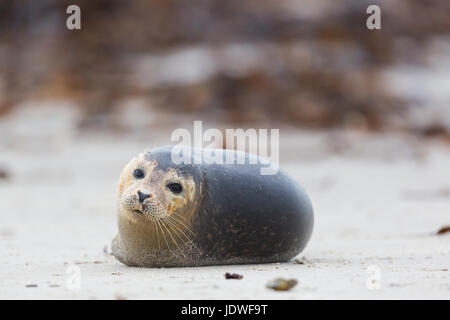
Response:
[117,152,197,224]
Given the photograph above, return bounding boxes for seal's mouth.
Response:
[120,197,167,220]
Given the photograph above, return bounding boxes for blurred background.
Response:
[0,0,449,299]
[0,0,449,135]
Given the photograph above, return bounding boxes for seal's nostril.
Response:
[138,190,150,203]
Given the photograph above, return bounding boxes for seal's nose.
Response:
[137,191,150,204]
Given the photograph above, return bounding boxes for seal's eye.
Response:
[133,169,145,179]
[167,182,183,194]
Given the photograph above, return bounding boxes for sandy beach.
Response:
[0,104,448,300]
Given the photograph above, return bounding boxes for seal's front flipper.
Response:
[111,235,131,266]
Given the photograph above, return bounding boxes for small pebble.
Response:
[266,278,298,291]
[437,226,450,235]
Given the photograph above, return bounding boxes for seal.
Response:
[112,145,314,267]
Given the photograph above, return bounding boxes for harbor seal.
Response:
[112,146,314,267]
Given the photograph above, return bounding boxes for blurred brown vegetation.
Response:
[0,0,449,132]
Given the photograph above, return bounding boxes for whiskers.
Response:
[118,194,197,260]
[119,194,137,212]
[149,214,197,259]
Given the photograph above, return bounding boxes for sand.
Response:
[0,104,449,299]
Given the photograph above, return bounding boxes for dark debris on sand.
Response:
[0,169,10,180]
[437,226,450,235]
[225,273,243,280]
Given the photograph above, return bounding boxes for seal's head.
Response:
[117,148,202,224]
